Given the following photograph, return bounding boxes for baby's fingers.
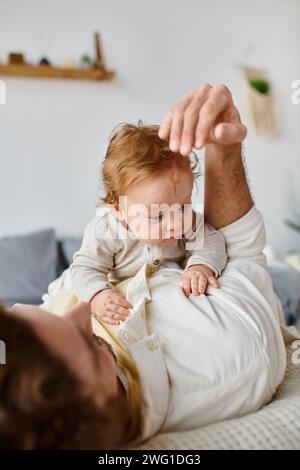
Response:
[198,276,208,295]
[103,317,120,326]
[191,275,201,296]
[208,276,219,288]
[110,299,132,318]
[181,277,191,297]
[114,294,133,310]
[100,314,120,326]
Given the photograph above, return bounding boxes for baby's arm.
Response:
[70,218,133,325]
[181,222,227,296]
[70,218,115,302]
[184,222,227,277]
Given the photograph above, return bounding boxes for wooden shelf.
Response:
[0,64,115,81]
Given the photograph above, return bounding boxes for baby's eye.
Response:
[149,211,163,221]
[149,206,187,220]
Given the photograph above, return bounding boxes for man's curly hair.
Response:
[0,304,130,449]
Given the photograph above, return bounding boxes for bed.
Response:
[134,325,300,450]
[1,228,300,449]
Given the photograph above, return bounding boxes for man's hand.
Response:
[158,84,247,156]
[159,83,253,228]
[90,288,133,326]
[181,264,219,297]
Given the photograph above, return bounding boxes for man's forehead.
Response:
[10,305,76,338]
[10,304,55,320]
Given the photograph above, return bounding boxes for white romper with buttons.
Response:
[69,204,227,303]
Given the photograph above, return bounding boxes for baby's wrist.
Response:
[90,287,111,303]
[185,264,215,276]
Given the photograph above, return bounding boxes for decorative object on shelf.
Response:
[239,65,280,136]
[8,52,25,65]
[285,219,300,234]
[94,32,105,70]
[249,77,270,95]
[39,57,51,66]
[0,64,114,80]
[0,32,114,82]
[285,218,300,272]
[80,53,92,68]
[285,253,300,273]
[61,60,75,69]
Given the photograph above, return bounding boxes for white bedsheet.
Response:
[134,326,300,450]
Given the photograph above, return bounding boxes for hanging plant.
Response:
[285,219,300,233]
[249,77,270,94]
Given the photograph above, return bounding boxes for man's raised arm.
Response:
[158,84,253,229]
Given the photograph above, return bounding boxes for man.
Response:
[0,84,287,449]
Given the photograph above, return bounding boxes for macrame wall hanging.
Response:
[240,65,280,136]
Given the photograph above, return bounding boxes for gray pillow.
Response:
[267,260,300,326]
[60,237,82,266]
[0,229,58,306]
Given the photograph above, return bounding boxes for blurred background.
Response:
[0,0,300,316]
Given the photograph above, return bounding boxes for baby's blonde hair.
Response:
[98,120,201,207]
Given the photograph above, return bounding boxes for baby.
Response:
[70,122,227,325]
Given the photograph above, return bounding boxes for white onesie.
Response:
[69,204,227,303]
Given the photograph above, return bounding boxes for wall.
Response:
[0,0,299,255]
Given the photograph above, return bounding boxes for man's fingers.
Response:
[158,90,195,146]
[195,85,231,147]
[158,84,246,153]
[158,111,173,141]
[222,103,243,124]
[180,105,202,155]
[169,110,184,152]
[211,122,247,145]
[180,86,211,155]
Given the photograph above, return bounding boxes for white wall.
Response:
[0,0,299,256]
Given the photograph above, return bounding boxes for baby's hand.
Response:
[181,264,219,297]
[90,288,133,325]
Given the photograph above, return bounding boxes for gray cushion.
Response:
[60,237,82,266]
[0,229,58,306]
[267,261,300,326]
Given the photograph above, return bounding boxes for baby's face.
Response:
[115,166,194,245]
